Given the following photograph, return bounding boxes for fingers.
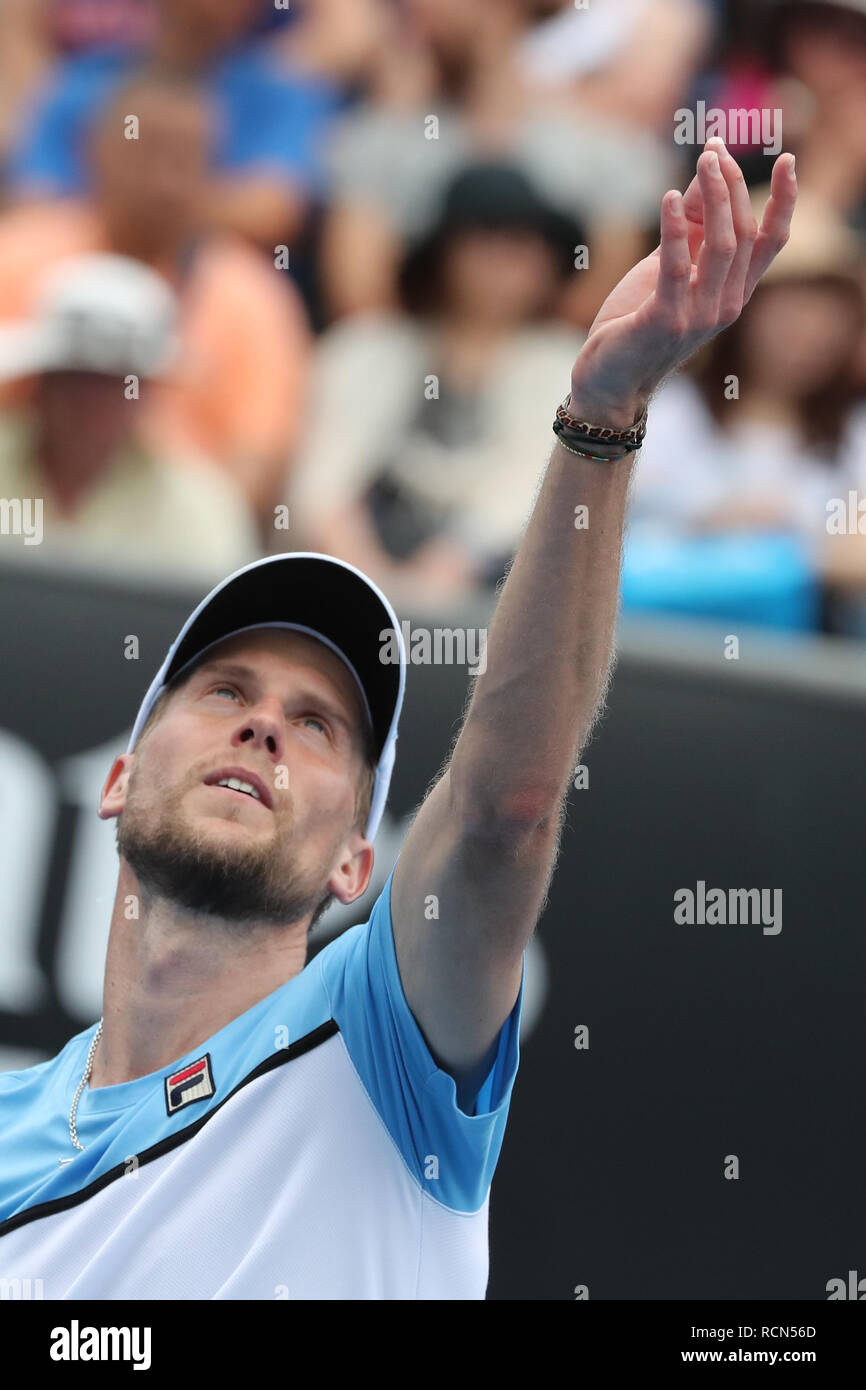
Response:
[743,152,797,302]
[680,152,712,262]
[710,138,759,322]
[650,134,729,264]
[649,138,796,351]
[693,149,738,322]
[654,189,692,324]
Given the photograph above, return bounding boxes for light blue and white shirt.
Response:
[0,865,524,1299]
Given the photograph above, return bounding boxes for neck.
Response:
[97,207,183,269]
[36,427,117,515]
[154,29,220,74]
[735,390,799,429]
[90,864,309,1088]
[434,315,508,389]
[443,310,507,337]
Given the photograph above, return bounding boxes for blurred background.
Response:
[2,0,866,621]
[1,0,866,1299]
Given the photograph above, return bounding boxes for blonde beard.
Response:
[116,761,327,930]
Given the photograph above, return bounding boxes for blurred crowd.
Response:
[1,0,866,635]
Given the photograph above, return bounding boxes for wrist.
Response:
[565,387,648,434]
[553,389,648,461]
[569,341,652,431]
[553,434,634,462]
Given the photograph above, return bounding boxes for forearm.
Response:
[444,135,797,833]
[448,424,637,831]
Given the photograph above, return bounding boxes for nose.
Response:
[230,697,285,762]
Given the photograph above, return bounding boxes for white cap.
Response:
[127,553,407,842]
[0,253,178,382]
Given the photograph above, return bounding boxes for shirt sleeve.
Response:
[317,863,524,1214]
[217,58,342,195]
[5,55,120,196]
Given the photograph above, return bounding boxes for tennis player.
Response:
[0,139,796,1298]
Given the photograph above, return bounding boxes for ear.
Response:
[328,838,375,907]
[98,753,135,821]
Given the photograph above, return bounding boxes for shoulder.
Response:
[488,325,586,423]
[0,1024,93,1096]
[148,449,254,518]
[313,866,523,1212]
[192,236,310,318]
[121,446,257,564]
[0,201,96,285]
[35,47,131,105]
[0,410,34,458]
[214,41,339,110]
[327,104,421,163]
[315,311,425,371]
[504,324,587,371]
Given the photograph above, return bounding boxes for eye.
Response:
[210,685,241,702]
[301,714,328,736]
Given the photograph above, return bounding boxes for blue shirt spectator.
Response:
[6,40,340,201]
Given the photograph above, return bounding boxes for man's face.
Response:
[782,5,866,96]
[92,86,211,245]
[38,372,137,458]
[440,228,559,325]
[106,629,373,927]
[157,0,259,52]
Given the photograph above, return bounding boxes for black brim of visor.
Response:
[163,557,400,762]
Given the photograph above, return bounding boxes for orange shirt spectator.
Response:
[0,201,310,520]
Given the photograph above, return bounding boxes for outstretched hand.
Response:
[568,136,798,429]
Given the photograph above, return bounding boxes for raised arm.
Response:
[390,138,797,1110]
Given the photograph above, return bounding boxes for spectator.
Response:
[318,0,692,327]
[761,0,866,233]
[0,2,156,172]
[628,189,866,631]
[688,2,781,188]
[46,0,155,51]
[4,0,342,247]
[0,1,49,174]
[0,254,259,576]
[268,0,393,88]
[0,0,154,64]
[288,162,585,606]
[0,72,312,520]
[518,0,715,137]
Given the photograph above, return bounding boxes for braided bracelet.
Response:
[553,395,648,459]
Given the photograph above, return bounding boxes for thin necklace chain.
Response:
[68,1019,103,1152]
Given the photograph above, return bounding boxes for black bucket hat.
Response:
[398,160,586,314]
